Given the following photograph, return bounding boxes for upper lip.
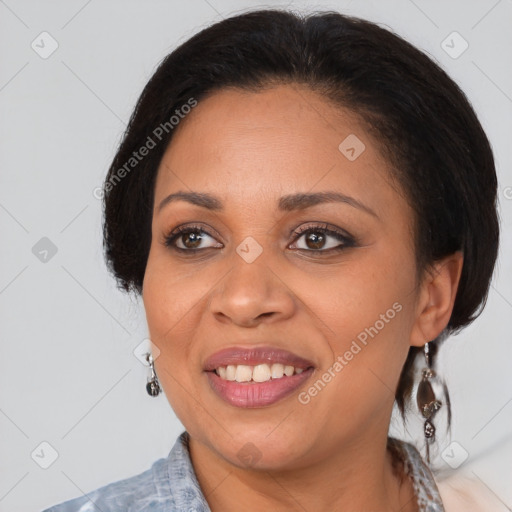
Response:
[203,345,314,372]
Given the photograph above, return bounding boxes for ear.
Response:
[410,251,464,347]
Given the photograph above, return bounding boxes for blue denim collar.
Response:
[162,431,211,512]
[167,432,444,512]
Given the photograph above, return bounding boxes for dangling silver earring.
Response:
[145,353,161,397]
[416,341,443,464]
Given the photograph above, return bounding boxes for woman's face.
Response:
[143,84,424,470]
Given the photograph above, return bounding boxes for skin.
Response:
[142,84,463,512]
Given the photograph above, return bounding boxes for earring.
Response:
[145,353,161,397]
[416,341,442,464]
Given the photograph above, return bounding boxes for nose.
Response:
[208,255,296,327]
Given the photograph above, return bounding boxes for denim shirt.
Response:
[43,432,445,512]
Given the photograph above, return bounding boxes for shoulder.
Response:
[42,457,170,512]
[389,438,509,512]
[42,431,210,512]
[435,472,510,512]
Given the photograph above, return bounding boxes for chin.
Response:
[209,429,312,471]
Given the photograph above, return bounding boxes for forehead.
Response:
[154,84,398,216]
[167,84,366,159]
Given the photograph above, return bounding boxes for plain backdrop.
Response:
[0,1,511,511]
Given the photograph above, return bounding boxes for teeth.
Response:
[215,363,306,382]
[235,365,252,383]
[253,364,271,382]
[271,363,284,379]
[226,365,236,381]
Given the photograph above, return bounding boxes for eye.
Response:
[289,223,355,253]
[164,225,223,252]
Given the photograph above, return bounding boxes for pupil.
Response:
[184,232,201,248]
[307,232,324,249]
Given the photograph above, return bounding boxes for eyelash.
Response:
[291,223,356,252]
[163,223,356,254]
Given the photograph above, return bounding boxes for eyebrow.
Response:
[157,191,377,218]
[158,191,223,213]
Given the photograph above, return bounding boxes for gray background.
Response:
[0,1,511,510]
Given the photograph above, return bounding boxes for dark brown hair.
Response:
[101,9,499,421]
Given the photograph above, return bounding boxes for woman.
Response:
[44,8,502,512]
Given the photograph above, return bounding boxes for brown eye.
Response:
[179,231,203,249]
[303,231,327,250]
[289,224,355,253]
[164,226,223,251]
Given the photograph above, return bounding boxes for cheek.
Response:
[297,249,416,341]
[142,256,206,425]
[300,247,417,399]
[143,254,201,368]
[142,249,207,341]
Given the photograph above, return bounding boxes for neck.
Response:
[188,427,418,512]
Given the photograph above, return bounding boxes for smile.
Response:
[204,346,315,408]
[215,363,304,382]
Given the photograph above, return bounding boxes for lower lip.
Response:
[206,368,314,408]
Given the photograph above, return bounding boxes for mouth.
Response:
[204,346,315,408]
[214,362,307,382]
